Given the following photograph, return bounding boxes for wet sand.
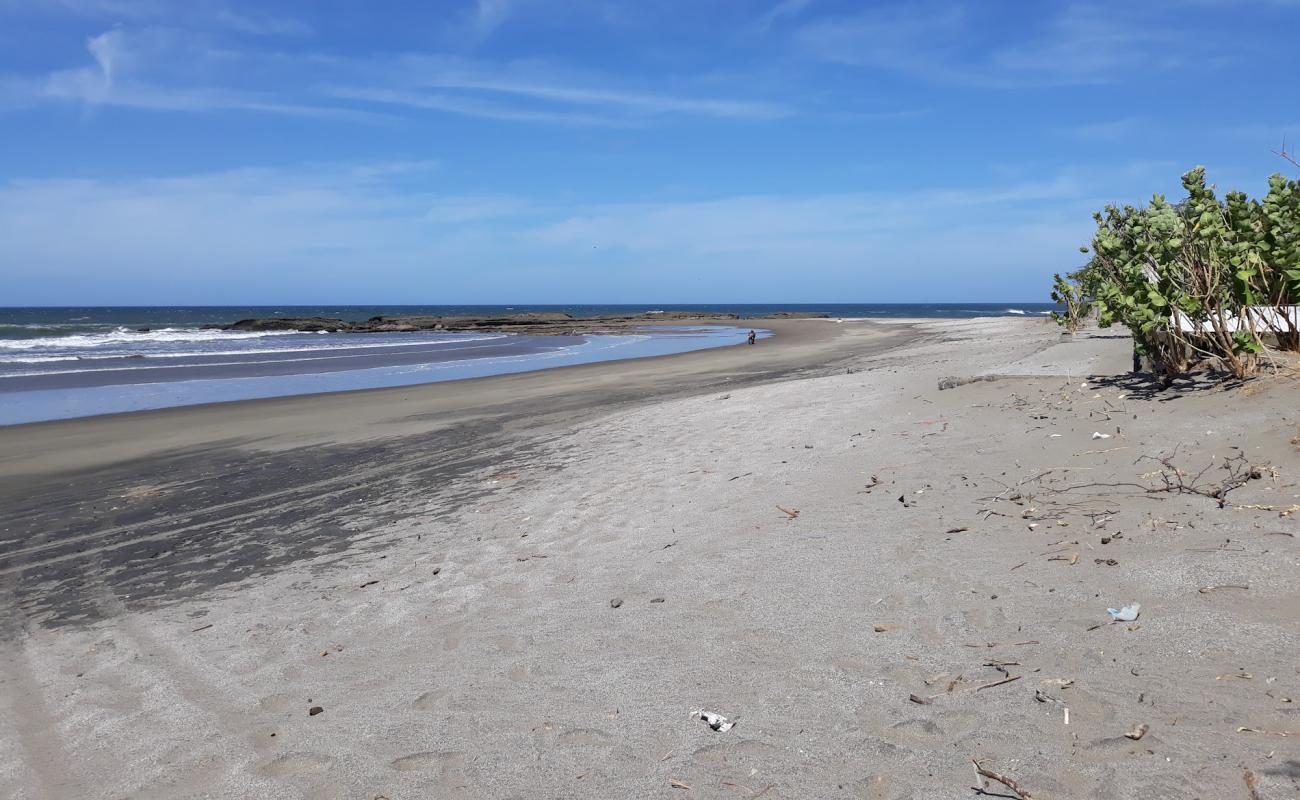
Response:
[1,316,1298,799]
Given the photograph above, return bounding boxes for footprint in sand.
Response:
[886,717,945,740]
[555,727,613,748]
[257,693,298,713]
[412,689,449,710]
[390,751,465,772]
[852,773,894,800]
[507,661,551,683]
[691,739,779,767]
[493,634,524,654]
[257,752,334,778]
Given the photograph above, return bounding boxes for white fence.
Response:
[1171,306,1300,334]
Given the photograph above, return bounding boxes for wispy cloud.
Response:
[323,86,630,126]
[528,178,1088,254]
[14,28,383,120]
[794,2,1182,88]
[0,160,1119,303]
[0,161,527,302]
[469,0,513,39]
[0,0,311,36]
[1066,117,1149,143]
[752,0,814,33]
[2,24,792,127]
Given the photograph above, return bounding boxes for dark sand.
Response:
[0,318,907,627]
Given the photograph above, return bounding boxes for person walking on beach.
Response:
[747,329,756,346]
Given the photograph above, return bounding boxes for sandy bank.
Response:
[1,316,1297,799]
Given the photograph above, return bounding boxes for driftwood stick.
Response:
[972,760,1034,799]
[975,675,1022,691]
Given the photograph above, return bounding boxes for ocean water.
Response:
[0,304,1056,425]
[0,303,1057,342]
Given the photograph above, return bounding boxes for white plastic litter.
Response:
[1107,602,1141,622]
[691,709,736,732]
[1091,432,1112,440]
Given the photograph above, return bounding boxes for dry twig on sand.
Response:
[1238,726,1299,736]
[971,760,1034,799]
[975,675,1022,691]
[1136,450,1265,507]
[776,505,800,519]
[1244,767,1263,800]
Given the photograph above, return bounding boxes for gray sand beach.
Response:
[1,317,1297,799]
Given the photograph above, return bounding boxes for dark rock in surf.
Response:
[226,317,354,333]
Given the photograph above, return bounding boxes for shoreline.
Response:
[3,316,1296,799]
[0,317,897,478]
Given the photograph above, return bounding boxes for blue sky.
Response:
[1,0,1297,305]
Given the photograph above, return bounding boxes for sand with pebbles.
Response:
[2,317,1297,799]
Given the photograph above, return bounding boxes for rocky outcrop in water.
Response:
[221,311,744,336]
[225,317,354,332]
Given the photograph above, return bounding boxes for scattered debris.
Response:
[190,623,213,633]
[1244,768,1263,800]
[1125,723,1149,740]
[359,580,379,588]
[308,706,324,716]
[1238,726,1298,736]
[909,693,934,705]
[776,505,800,519]
[670,778,693,790]
[1199,584,1249,593]
[1094,558,1119,566]
[650,597,666,604]
[691,709,736,732]
[873,624,901,633]
[1137,450,1267,508]
[1091,432,1112,440]
[971,760,1035,799]
[610,598,623,609]
[976,675,1022,691]
[1107,602,1141,622]
[946,527,969,534]
[939,374,1006,391]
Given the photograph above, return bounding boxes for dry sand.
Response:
[1,317,1298,799]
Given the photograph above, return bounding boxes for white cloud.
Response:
[323,86,632,126]
[1066,117,1149,143]
[794,2,1181,88]
[753,0,814,32]
[1,24,792,126]
[402,73,786,120]
[471,0,513,38]
[0,160,1112,304]
[0,0,310,36]
[7,27,385,120]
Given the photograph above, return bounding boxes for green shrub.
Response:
[1056,166,1300,379]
